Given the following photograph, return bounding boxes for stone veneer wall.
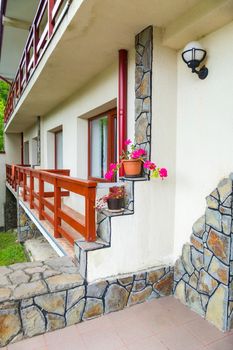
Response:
[4,188,17,231]
[17,205,41,242]
[0,256,173,347]
[174,174,233,331]
[135,26,153,161]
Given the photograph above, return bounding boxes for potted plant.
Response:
[105,139,168,180]
[121,139,147,177]
[96,186,126,212]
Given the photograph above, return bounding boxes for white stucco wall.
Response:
[88,29,177,281]
[5,133,21,164]
[173,20,233,258]
[40,62,117,177]
[0,153,6,228]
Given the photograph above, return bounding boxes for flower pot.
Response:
[122,159,142,177]
[107,198,124,211]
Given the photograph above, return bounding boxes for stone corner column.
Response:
[174,173,233,332]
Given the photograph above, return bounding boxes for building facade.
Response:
[0,0,233,343]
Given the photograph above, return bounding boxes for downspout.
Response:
[118,49,128,176]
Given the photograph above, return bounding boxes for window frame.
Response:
[88,108,117,182]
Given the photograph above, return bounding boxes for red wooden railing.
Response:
[6,164,97,243]
[4,0,70,125]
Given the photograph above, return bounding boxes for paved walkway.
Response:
[4,296,233,350]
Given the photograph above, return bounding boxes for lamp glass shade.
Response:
[182,41,205,62]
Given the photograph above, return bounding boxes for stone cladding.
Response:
[4,188,17,231]
[0,256,173,347]
[135,26,153,161]
[174,174,233,331]
[17,205,41,242]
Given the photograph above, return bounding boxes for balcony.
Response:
[6,164,97,255]
[4,0,71,126]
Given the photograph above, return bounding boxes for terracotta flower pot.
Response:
[122,159,142,177]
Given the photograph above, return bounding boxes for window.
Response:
[31,137,38,166]
[88,109,117,181]
[55,130,63,169]
[24,141,30,165]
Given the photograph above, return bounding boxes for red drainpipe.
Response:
[21,132,24,165]
[118,49,128,176]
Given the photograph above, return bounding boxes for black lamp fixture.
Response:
[182,41,208,80]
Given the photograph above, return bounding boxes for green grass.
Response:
[0,231,28,266]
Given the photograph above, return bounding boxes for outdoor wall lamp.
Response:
[182,41,208,80]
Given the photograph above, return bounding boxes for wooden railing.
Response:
[6,164,97,243]
[4,0,70,125]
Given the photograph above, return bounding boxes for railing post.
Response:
[39,174,44,220]
[48,0,55,38]
[25,49,29,83]
[33,24,39,67]
[19,65,23,95]
[54,178,62,238]
[85,187,96,242]
[30,172,34,209]
[14,166,18,191]
[23,170,27,201]
[14,167,18,191]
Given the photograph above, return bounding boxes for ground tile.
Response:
[82,328,124,350]
[205,334,233,350]
[184,317,226,345]
[44,325,86,350]
[7,335,46,350]
[114,317,154,345]
[126,335,168,350]
[165,299,200,325]
[76,314,114,334]
[136,306,174,334]
[157,325,204,350]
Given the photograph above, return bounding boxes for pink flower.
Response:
[131,148,146,159]
[124,139,132,146]
[144,160,156,170]
[159,168,168,178]
[105,170,114,180]
[109,163,117,171]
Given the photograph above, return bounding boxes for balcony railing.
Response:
[4,0,70,125]
[6,164,97,243]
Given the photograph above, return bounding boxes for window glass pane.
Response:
[55,131,63,169]
[24,141,29,165]
[91,116,108,178]
[31,137,38,166]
